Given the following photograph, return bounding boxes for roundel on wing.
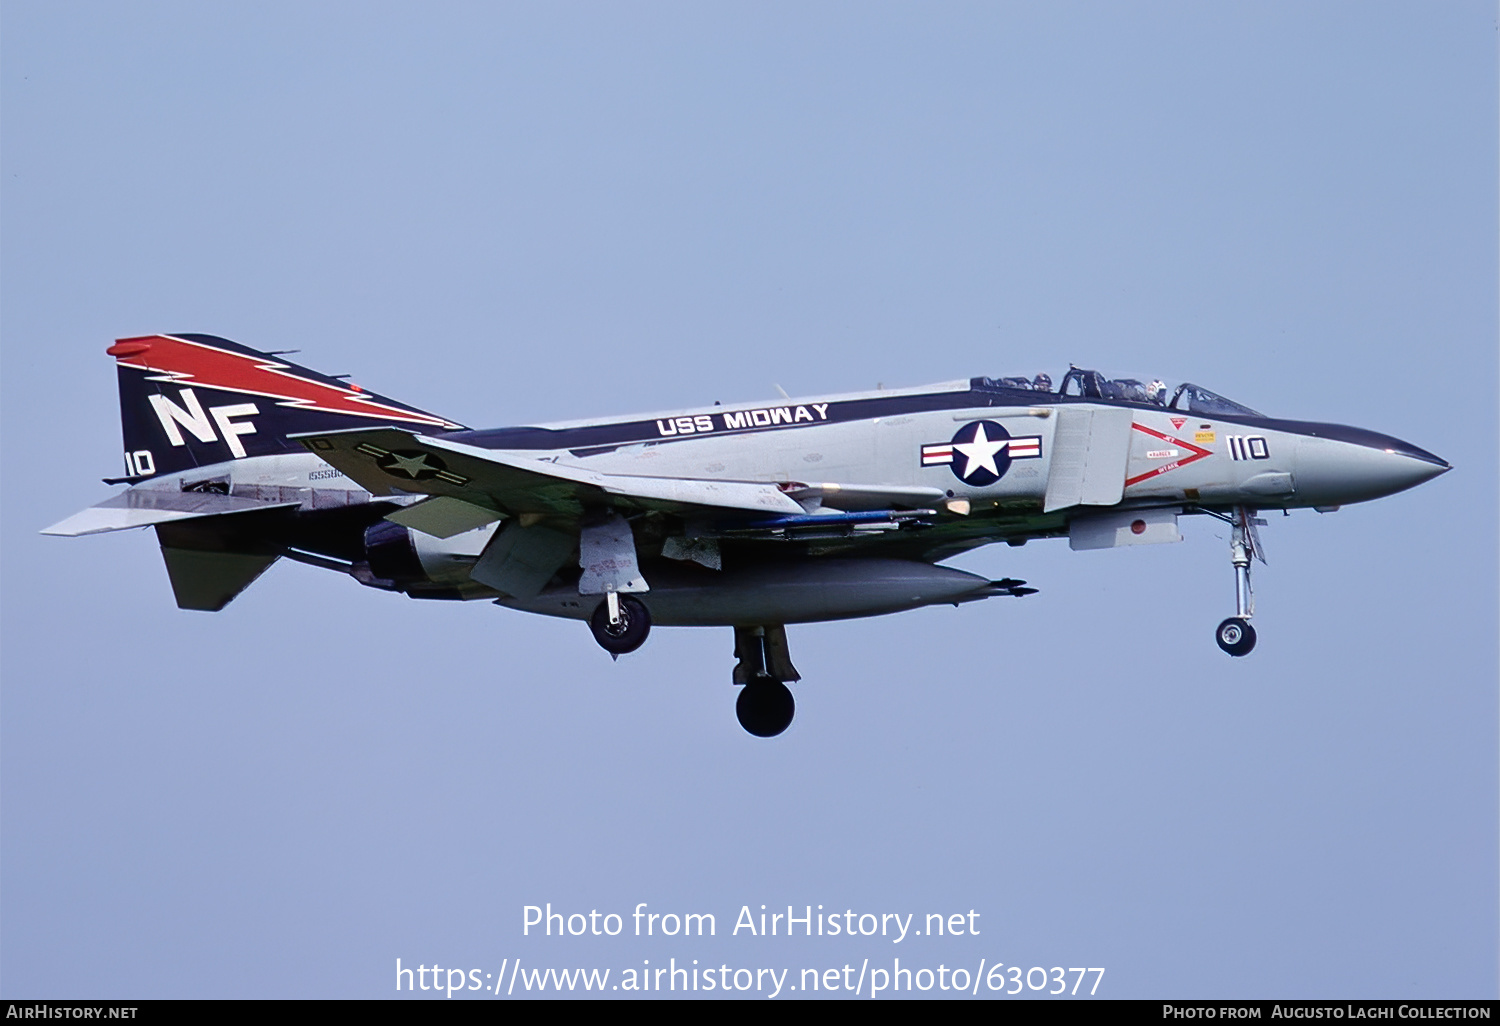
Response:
[947,420,1013,486]
[376,449,448,480]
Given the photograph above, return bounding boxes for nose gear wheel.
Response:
[1216,616,1257,656]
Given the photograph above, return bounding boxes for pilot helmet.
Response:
[1032,373,1053,392]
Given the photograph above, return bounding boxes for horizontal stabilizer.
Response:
[42,490,299,537]
[159,546,279,611]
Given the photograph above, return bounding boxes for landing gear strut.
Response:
[1214,506,1263,657]
[732,625,800,737]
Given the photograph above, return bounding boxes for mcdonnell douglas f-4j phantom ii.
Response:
[45,335,1449,736]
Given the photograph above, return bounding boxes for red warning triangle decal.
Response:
[1125,423,1214,487]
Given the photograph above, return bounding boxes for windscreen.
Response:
[1171,383,1262,418]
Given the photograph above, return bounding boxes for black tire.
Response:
[736,677,795,737]
[1215,616,1257,657]
[589,595,651,654]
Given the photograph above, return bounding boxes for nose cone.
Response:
[1367,445,1450,495]
[1293,427,1449,507]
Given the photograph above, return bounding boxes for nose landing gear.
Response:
[581,511,652,656]
[1213,505,1264,657]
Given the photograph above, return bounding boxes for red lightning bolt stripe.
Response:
[1123,422,1214,487]
[107,335,462,429]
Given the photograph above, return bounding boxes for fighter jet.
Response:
[44,335,1449,736]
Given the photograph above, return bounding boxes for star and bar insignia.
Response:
[921,420,1042,486]
[353,442,471,485]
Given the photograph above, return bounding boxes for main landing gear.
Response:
[589,592,651,655]
[1213,505,1264,657]
[581,512,652,656]
[732,625,800,737]
[586,600,800,736]
[577,512,798,735]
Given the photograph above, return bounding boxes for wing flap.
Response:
[384,496,505,538]
[470,521,576,598]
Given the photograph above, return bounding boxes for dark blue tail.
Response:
[110,333,464,481]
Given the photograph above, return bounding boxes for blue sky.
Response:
[3,1,1495,998]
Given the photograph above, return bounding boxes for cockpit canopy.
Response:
[1164,382,1262,418]
[972,366,1263,417]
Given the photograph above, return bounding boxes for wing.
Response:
[291,426,807,526]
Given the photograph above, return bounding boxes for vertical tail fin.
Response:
[110,333,464,480]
